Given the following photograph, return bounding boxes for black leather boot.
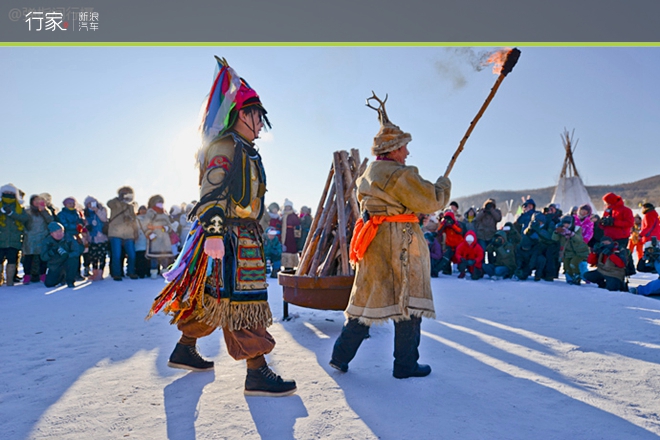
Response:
[167,343,214,372]
[244,366,297,397]
[330,318,370,372]
[393,316,431,379]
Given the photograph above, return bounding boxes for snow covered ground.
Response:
[2,270,660,440]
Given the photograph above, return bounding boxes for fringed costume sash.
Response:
[146,219,272,331]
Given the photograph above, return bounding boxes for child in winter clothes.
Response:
[264,228,282,279]
[483,231,516,279]
[455,231,484,280]
[22,194,54,284]
[574,204,594,244]
[41,222,83,288]
[438,211,464,275]
[584,236,627,292]
[552,215,590,285]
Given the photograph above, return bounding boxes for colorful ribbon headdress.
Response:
[199,56,270,146]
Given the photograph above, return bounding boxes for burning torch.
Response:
[444,48,521,178]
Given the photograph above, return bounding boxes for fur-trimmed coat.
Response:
[346,160,451,324]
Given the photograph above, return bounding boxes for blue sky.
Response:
[1,47,658,212]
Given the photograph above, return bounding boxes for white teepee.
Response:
[550,129,596,214]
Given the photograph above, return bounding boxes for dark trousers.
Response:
[135,250,150,278]
[331,316,422,374]
[45,257,79,287]
[583,270,624,292]
[0,247,20,265]
[23,254,47,278]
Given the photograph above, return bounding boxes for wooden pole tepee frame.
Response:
[559,128,580,178]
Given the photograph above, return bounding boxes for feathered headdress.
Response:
[199,56,269,147]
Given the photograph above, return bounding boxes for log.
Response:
[333,152,350,275]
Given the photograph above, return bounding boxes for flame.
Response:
[486,48,512,75]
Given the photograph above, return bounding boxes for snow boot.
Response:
[393,316,431,379]
[457,271,466,279]
[6,264,16,286]
[22,274,31,285]
[167,343,214,372]
[92,269,103,281]
[150,269,159,280]
[244,365,297,397]
[331,318,370,373]
[40,274,46,283]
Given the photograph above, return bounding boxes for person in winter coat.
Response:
[552,215,590,285]
[636,237,660,274]
[331,94,451,379]
[83,196,109,281]
[588,214,605,250]
[515,198,538,233]
[628,214,643,263]
[280,199,301,271]
[516,212,554,281]
[462,207,477,234]
[57,197,87,281]
[474,198,502,251]
[297,206,313,252]
[107,186,139,281]
[438,210,464,275]
[423,217,443,278]
[0,183,29,286]
[264,227,282,278]
[584,236,627,292]
[600,192,635,276]
[22,194,54,284]
[502,221,522,248]
[483,230,516,279]
[41,222,83,288]
[144,195,174,279]
[455,231,484,280]
[134,205,150,278]
[574,204,594,244]
[448,201,463,223]
[640,203,660,244]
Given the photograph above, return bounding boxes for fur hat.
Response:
[148,194,165,209]
[642,202,655,213]
[268,202,280,212]
[1,183,19,196]
[48,221,64,233]
[367,92,412,156]
[117,186,134,196]
[578,204,592,216]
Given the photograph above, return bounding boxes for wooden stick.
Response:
[333,152,350,275]
[300,165,333,257]
[299,182,335,276]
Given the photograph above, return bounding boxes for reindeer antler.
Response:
[366,91,390,125]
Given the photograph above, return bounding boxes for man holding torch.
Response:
[330,93,452,379]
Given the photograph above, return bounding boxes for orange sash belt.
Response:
[349,213,418,263]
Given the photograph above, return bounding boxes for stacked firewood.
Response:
[295,149,368,277]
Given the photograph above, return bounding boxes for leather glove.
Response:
[204,236,225,260]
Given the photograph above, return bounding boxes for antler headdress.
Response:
[366,91,411,156]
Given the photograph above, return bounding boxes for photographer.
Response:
[107,186,139,281]
[600,192,635,276]
[475,198,502,253]
[438,211,464,275]
[636,237,660,274]
[584,236,627,292]
[552,215,589,285]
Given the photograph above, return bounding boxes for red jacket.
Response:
[600,193,634,241]
[640,208,660,243]
[440,211,464,249]
[455,231,484,269]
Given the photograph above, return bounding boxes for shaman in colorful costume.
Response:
[330,93,451,379]
[147,57,296,397]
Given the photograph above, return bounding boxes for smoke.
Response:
[434,48,495,90]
